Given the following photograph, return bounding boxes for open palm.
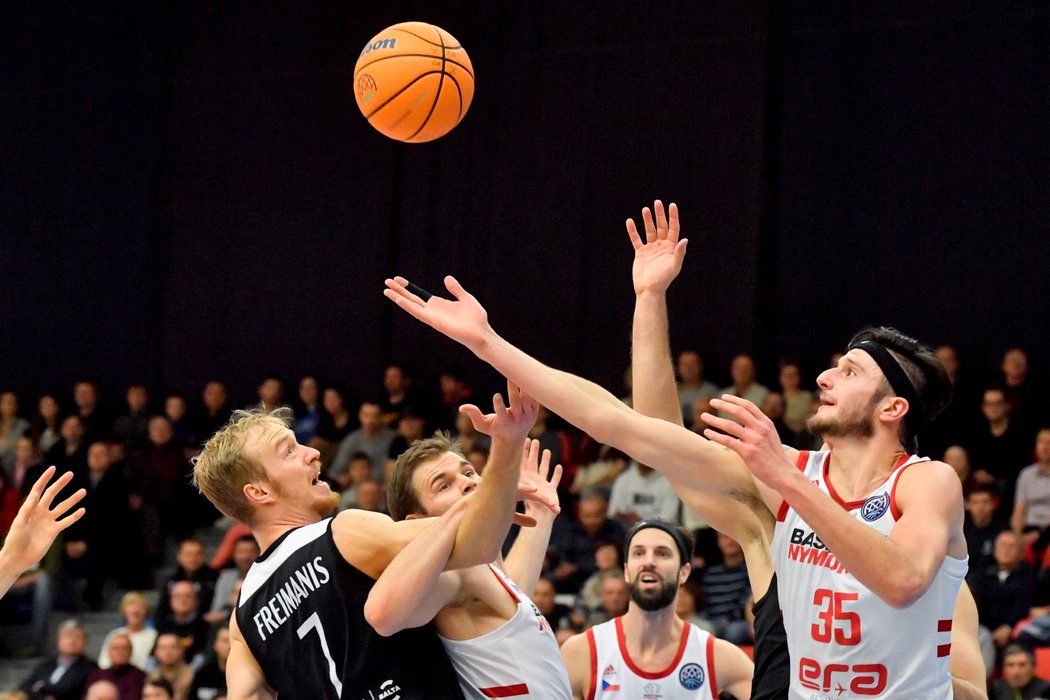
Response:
[626,200,688,295]
[384,275,491,352]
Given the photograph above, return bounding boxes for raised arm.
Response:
[950,581,989,699]
[383,276,764,508]
[0,467,85,599]
[364,498,468,636]
[627,201,776,568]
[707,394,966,608]
[502,440,562,597]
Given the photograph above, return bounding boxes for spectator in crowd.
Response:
[19,619,97,700]
[1001,349,1044,430]
[131,416,193,559]
[675,579,715,634]
[73,382,108,445]
[0,392,30,472]
[83,680,119,700]
[973,530,1038,671]
[352,479,384,513]
[384,407,427,480]
[44,416,87,479]
[577,541,623,613]
[466,445,489,474]
[965,484,1010,579]
[254,375,285,412]
[155,581,210,670]
[154,539,216,621]
[142,678,175,700]
[147,633,193,700]
[85,633,145,700]
[328,399,396,483]
[991,643,1050,700]
[778,360,815,433]
[194,381,231,443]
[944,444,983,495]
[187,625,229,700]
[527,406,565,475]
[163,394,196,451]
[453,410,491,458]
[569,444,627,497]
[921,344,978,459]
[698,532,752,645]
[968,387,1035,511]
[435,367,474,431]
[312,383,354,468]
[675,350,718,430]
[0,467,21,538]
[112,383,151,452]
[588,574,630,627]
[32,394,63,454]
[293,375,321,444]
[717,353,770,422]
[63,440,142,610]
[1013,428,1050,542]
[380,363,417,425]
[98,592,157,671]
[9,436,44,496]
[336,452,375,510]
[607,461,680,525]
[205,535,257,625]
[531,576,572,633]
[547,490,626,593]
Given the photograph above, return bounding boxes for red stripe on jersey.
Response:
[778,452,811,521]
[706,633,718,698]
[938,619,953,632]
[586,628,597,700]
[615,616,689,679]
[889,457,928,521]
[480,684,529,697]
[487,564,521,603]
[937,643,951,657]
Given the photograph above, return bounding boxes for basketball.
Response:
[354,22,475,143]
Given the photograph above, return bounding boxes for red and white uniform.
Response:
[771,450,967,699]
[585,616,718,699]
[439,565,571,699]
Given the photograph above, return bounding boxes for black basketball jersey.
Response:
[749,572,789,700]
[236,517,465,699]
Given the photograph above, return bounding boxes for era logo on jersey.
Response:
[601,665,620,691]
[678,662,705,690]
[642,682,663,699]
[799,658,887,696]
[860,493,889,522]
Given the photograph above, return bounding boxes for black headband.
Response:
[624,519,691,567]
[848,339,927,436]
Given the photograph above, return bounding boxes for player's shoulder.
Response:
[896,458,963,505]
[560,629,592,663]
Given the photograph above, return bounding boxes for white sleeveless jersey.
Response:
[586,616,718,700]
[771,450,967,699]
[439,565,572,699]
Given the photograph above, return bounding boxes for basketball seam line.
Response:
[362,71,464,122]
[389,26,461,51]
[355,54,474,80]
[407,26,449,141]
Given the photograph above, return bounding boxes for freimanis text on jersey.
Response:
[252,556,331,640]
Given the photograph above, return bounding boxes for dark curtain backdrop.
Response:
[1,2,1047,407]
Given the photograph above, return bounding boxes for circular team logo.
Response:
[678,662,705,690]
[861,493,889,522]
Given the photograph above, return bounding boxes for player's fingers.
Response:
[38,470,75,511]
[668,202,680,241]
[538,448,551,479]
[383,289,431,323]
[703,428,737,450]
[513,513,538,529]
[653,200,667,238]
[50,488,87,519]
[444,275,473,302]
[549,464,564,491]
[55,507,87,530]
[699,412,747,439]
[384,278,426,306]
[673,239,688,267]
[625,218,643,250]
[641,206,656,243]
[711,395,766,422]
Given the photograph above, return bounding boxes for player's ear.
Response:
[405,512,424,520]
[879,396,909,424]
[243,481,274,506]
[679,562,691,585]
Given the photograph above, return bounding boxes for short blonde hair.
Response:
[119,591,151,617]
[192,407,293,525]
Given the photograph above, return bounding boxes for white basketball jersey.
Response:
[586,617,717,700]
[771,450,967,699]
[439,565,572,699]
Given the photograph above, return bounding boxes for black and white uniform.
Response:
[236,517,464,699]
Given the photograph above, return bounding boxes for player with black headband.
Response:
[383,205,973,697]
[560,519,753,699]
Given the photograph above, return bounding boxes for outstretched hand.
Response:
[2,467,86,573]
[384,275,491,352]
[626,200,687,295]
[701,395,794,488]
[519,438,562,518]
[459,381,539,445]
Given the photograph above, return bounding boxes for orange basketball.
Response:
[354,22,475,143]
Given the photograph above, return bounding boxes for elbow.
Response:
[363,596,399,637]
[883,574,928,609]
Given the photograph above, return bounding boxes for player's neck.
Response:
[622,604,682,656]
[825,436,908,500]
[253,511,322,552]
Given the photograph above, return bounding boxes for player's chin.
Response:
[318,491,341,516]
